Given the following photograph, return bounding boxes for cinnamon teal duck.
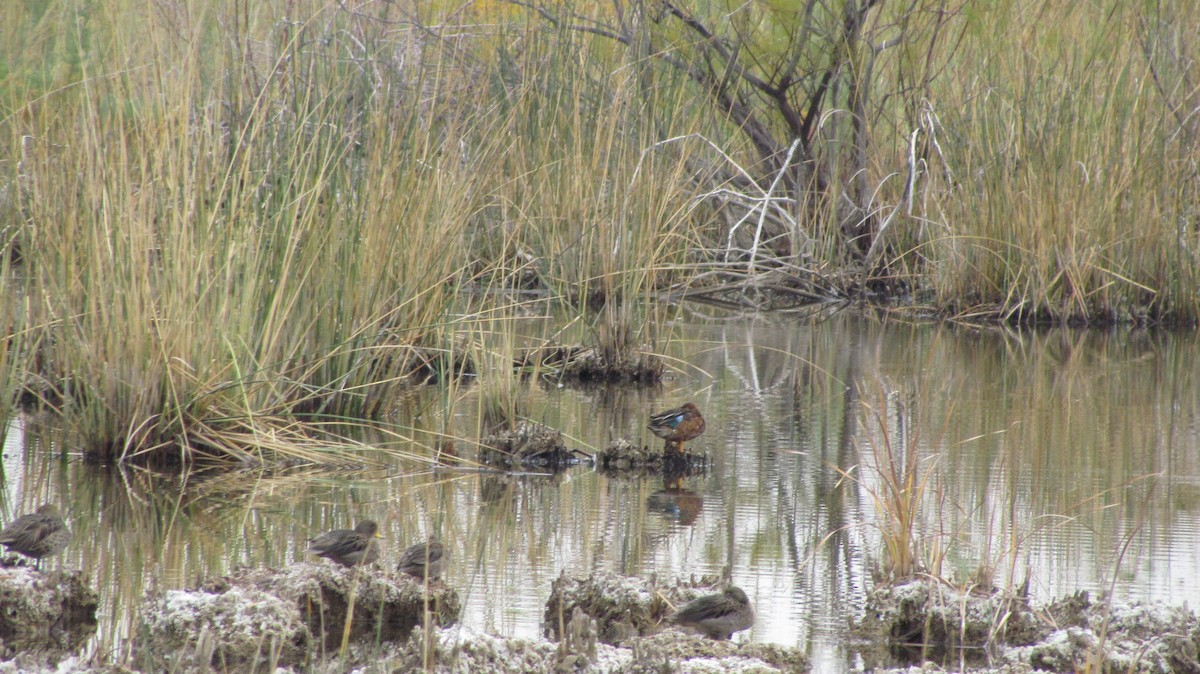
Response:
[648,402,706,454]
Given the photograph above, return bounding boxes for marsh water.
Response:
[4,311,1200,670]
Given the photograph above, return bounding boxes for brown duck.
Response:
[0,503,71,568]
[397,535,447,581]
[648,402,706,454]
[670,586,755,640]
[306,520,381,567]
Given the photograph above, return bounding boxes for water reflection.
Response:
[646,476,704,527]
[2,315,1200,672]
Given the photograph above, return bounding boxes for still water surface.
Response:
[3,312,1199,669]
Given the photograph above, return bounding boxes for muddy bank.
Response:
[1001,593,1200,673]
[4,567,1197,673]
[857,577,1200,673]
[0,561,97,663]
[596,439,709,475]
[390,625,810,673]
[515,344,664,384]
[0,568,808,673]
[393,567,810,674]
[480,420,591,469]
[132,562,460,671]
[539,571,808,672]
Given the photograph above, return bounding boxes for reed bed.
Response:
[4,2,489,461]
[915,1,1200,323]
[0,2,707,462]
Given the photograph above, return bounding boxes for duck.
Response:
[648,402,706,454]
[397,535,447,581]
[306,520,381,567]
[670,586,755,640]
[0,503,71,569]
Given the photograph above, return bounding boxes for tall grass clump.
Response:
[846,384,1029,590]
[465,313,528,434]
[841,388,944,582]
[481,16,710,301]
[922,1,1200,324]
[0,210,26,431]
[466,13,718,370]
[3,2,501,462]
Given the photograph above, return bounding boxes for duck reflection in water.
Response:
[648,402,706,454]
[647,475,703,526]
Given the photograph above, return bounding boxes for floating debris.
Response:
[597,439,708,475]
[516,345,664,384]
[480,421,591,469]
